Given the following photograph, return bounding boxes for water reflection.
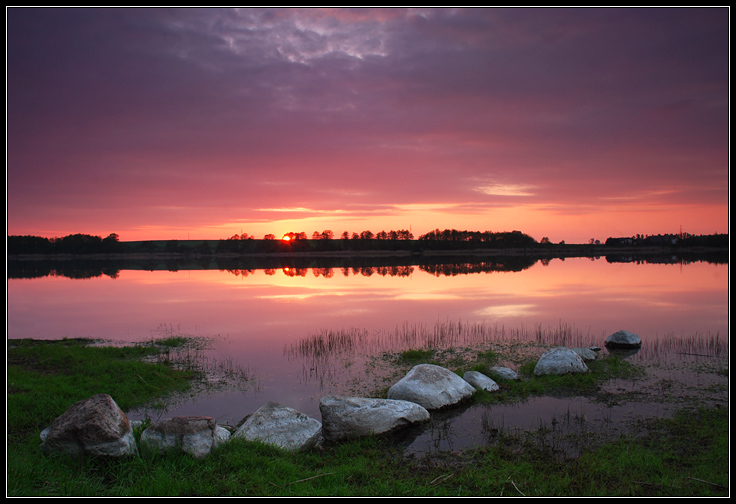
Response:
[7,254,728,455]
[7,248,727,281]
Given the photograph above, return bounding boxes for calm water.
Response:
[8,255,728,453]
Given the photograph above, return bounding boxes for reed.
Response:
[290,319,603,362]
[641,331,727,361]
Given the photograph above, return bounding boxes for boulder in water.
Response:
[604,330,642,349]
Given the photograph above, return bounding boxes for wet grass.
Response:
[7,337,728,496]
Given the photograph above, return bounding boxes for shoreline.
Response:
[6,244,728,261]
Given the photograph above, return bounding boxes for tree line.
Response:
[9,230,727,256]
[8,233,122,255]
[225,229,415,241]
[417,228,537,246]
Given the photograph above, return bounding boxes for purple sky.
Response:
[6,7,729,243]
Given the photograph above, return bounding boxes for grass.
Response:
[6,337,729,496]
[7,338,201,444]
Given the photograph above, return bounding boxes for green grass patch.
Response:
[469,355,642,405]
[6,338,728,497]
[398,348,436,364]
[7,338,201,445]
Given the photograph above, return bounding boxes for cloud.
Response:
[6,8,729,242]
[476,304,537,318]
[475,183,536,197]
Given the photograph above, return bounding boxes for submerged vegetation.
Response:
[7,333,728,496]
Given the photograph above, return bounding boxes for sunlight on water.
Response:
[7,256,728,453]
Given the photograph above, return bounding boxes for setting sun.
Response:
[282,235,291,242]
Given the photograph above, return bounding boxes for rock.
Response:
[39,393,136,458]
[605,330,642,348]
[534,347,589,376]
[387,364,476,410]
[487,366,520,381]
[140,416,230,458]
[233,402,322,451]
[462,371,500,392]
[319,396,430,443]
[570,346,599,361]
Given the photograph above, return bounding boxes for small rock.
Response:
[487,366,520,381]
[570,347,599,361]
[140,416,230,458]
[534,347,589,376]
[605,330,642,348]
[233,402,322,451]
[387,364,476,410]
[319,396,429,443]
[463,371,500,392]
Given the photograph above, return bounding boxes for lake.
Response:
[7,253,728,454]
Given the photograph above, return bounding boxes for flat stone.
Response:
[319,396,430,443]
[462,371,500,392]
[233,402,322,451]
[487,366,520,381]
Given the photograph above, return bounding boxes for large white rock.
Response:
[604,330,642,348]
[462,371,500,392]
[320,396,430,443]
[140,416,230,458]
[40,393,136,458]
[233,402,322,451]
[387,364,476,410]
[533,347,589,376]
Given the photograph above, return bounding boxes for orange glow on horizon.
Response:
[8,198,727,245]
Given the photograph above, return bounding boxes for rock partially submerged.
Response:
[233,402,322,451]
[319,396,429,443]
[140,415,230,458]
[605,330,642,349]
[387,364,476,410]
[462,371,500,392]
[534,347,589,376]
[40,393,136,458]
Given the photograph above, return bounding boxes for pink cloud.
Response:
[7,8,728,242]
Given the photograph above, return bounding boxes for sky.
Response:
[6,7,730,243]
